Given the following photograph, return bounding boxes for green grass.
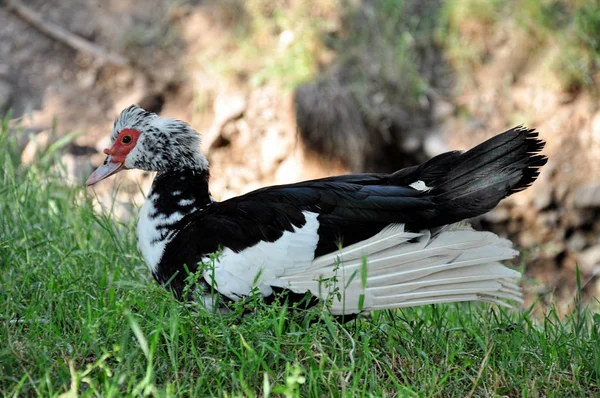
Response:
[1,118,599,397]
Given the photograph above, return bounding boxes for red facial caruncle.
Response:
[86,128,141,186]
[104,128,141,162]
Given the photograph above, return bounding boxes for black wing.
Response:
[159,127,546,294]
[173,179,435,256]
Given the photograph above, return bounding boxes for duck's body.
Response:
[87,106,547,315]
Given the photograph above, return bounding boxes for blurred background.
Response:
[2,0,599,313]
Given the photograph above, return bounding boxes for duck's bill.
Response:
[86,160,125,186]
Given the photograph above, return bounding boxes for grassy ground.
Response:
[1,119,599,397]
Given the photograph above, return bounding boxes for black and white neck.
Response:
[137,166,212,282]
[86,104,215,285]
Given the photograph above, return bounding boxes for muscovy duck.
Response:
[86,105,547,315]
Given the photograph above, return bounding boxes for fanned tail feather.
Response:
[280,224,522,315]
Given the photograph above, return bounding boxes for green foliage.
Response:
[199,0,436,99]
[441,0,600,93]
[557,1,600,91]
[439,0,502,76]
[0,119,599,396]
[201,0,337,90]
[244,1,327,89]
[335,0,432,105]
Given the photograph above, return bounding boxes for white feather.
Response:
[203,211,320,300]
[137,192,194,274]
[137,195,180,273]
[280,224,522,315]
[310,223,421,268]
[187,213,521,315]
[409,180,431,191]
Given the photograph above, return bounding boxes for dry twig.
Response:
[6,0,130,67]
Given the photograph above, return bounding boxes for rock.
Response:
[77,68,98,89]
[577,246,600,275]
[592,111,600,140]
[483,207,511,223]
[538,211,560,228]
[535,211,561,240]
[518,231,539,248]
[562,209,593,229]
[113,68,137,88]
[555,183,569,202]
[0,79,13,112]
[261,108,275,122]
[401,135,420,153]
[221,122,238,140]
[0,64,9,77]
[423,132,448,157]
[573,183,600,208]
[213,92,246,125]
[278,30,295,51]
[275,155,301,184]
[567,232,588,253]
[432,98,455,122]
[260,126,290,172]
[112,75,148,114]
[533,184,554,210]
[203,92,247,150]
[539,240,566,260]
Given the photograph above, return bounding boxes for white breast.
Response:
[203,211,321,300]
[137,193,185,274]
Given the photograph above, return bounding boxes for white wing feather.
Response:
[280,224,522,315]
[203,211,320,299]
[204,214,522,315]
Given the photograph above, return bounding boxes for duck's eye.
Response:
[122,135,132,145]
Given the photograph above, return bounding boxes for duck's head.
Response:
[86,105,208,186]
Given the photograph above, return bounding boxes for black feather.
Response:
[153,126,546,300]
